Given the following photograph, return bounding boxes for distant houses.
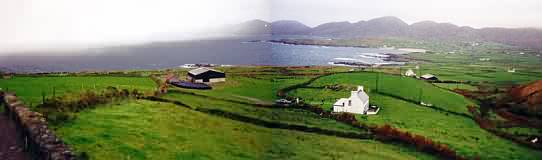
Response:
[180,63,216,69]
[398,48,427,53]
[333,86,379,115]
[187,67,226,84]
[404,69,417,77]
[420,74,438,81]
[479,58,491,61]
[2,73,12,79]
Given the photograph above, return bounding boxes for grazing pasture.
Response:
[288,71,542,160]
[56,100,435,160]
[0,76,155,107]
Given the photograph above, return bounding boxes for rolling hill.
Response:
[229,16,542,51]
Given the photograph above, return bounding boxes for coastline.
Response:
[267,39,371,48]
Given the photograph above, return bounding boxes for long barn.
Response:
[187,67,226,84]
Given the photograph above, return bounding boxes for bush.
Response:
[372,124,466,160]
[37,86,144,124]
[77,152,90,160]
[47,112,76,125]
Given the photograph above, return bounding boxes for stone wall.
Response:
[1,92,75,160]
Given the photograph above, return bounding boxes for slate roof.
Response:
[421,74,436,79]
[188,67,223,75]
[356,89,369,102]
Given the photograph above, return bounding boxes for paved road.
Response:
[0,113,30,160]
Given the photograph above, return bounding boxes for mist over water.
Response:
[0,36,405,73]
[0,36,270,72]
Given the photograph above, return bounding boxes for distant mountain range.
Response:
[229,16,542,51]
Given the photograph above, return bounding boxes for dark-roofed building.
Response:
[420,74,438,81]
[187,67,226,84]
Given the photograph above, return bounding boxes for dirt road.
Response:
[0,113,30,160]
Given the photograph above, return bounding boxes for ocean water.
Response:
[0,36,406,72]
[270,42,405,66]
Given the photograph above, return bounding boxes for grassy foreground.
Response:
[2,65,541,159]
[56,100,435,160]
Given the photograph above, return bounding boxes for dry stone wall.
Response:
[1,92,75,160]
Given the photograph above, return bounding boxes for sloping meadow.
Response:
[289,72,542,159]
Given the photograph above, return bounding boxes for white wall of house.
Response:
[209,78,226,83]
[333,98,348,113]
[405,69,416,77]
[333,86,370,115]
[191,78,225,84]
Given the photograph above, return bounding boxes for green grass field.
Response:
[0,71,435,159]
[56,100,435,160]
[405,50,542,86]
[162,92,361,133]
[305,72,475,114]
[171,75,311,104]
[366,95,542,159]
[3,64,541,159]
[289,72,542,160]
[0,76,155,106]
[498,127,542,138]
[433,83,478,91]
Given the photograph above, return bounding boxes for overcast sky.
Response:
[270,0,542,28]
[0,0,269,53]
[1,0,541,54]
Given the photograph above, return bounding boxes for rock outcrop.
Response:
[509,80,542,110]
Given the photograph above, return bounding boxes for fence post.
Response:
[24,136,28,151]
[418,86,423,103]
[456,83,459,90]
[375,72,380,93]
[42,91,45,104]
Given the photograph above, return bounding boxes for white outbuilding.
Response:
[404,69,416,77]
[333,86,379,115]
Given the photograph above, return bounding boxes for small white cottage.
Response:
[333,86,378,115]
[404,69,416,77]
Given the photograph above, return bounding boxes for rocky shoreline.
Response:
[267,39,371,48]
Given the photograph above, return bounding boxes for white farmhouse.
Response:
[507,68,516,73]
[404,69,416,77]
[333,86,379,115]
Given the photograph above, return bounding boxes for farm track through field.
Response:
[142,96,373,140]
[0,113,30,160]
[168,90,285,108]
